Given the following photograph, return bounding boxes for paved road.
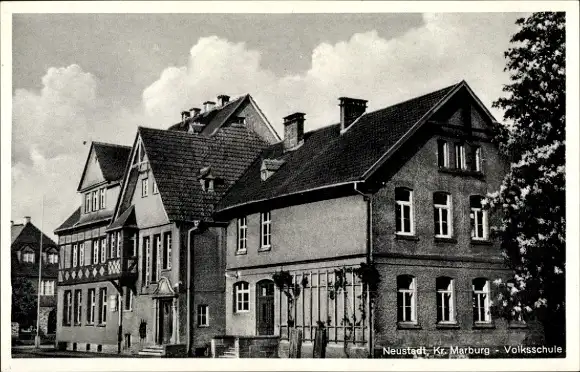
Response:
[12,346,144,358]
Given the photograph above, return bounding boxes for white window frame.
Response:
[474,147,482,172]
[260,212,272,249]
[153,234,161,282]
[436,277,456,323]
[470,196,488,240]
[85,193,91,213]
[434,193,452,238]
[141,178,149,197]
[75,290,82,325]
[116,231,122,258]
[237,217,247,253]
[110,234,116,259]
[100,237,107,263]
[144,237,151,286]
[395,188,414,235]
[100,188,106,209]
[99,288,107,324]
[163,232,172,270]
[234,282,250,313]
[92,190,98,211]
[397,275,417,323]
[438,140,449,168]
[79,242,84,266]
[93,239,99,264]
[65,291,73,326]
[473,278,491,323]
[197,304,209,327]
[88,289,96,324]
[22,249,35,263]
[48,251,58,264]
[72,244,78,267]
[454,144,466,170]
[152,179,158,194]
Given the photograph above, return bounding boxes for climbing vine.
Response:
[272,270,309,328]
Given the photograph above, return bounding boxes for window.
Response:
[433,192,452,238]
[197,305,209,327]
[92,190,98,211]
[395,188,414,235]
[144,237,151,286]
[93,239,99,265]
[234,282,250,312]
[141,178,148,197]
[72,244,78,267]
[454,144,466,170]
[437,140,449,167]
[116,232,122,258]
[63,291,72,326]
[237,217,247,252]
[436,277,455,323]
[153,180,158,194]
[110,234,116,259]
[163,232,172,270]
[152,235,160,282]
[85,193,91,213]
[397,275,417,323]
[99,288,107,324]
[47,251,58,264]
[74,290,82,325]
[127,233,136,257]
[473,278,491,323]
[100,238,107,263]
[470,196,488,240]
[124,289,133,311]
[100,188,106,209]
[41,280,55,296]
[472,146,482,172]
[22,248,35,263]
[87,289,96,324]
[79,242,84,266]
[260,212,272,249]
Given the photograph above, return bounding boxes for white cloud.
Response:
[12,13,522,237]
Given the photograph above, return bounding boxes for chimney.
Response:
[11,220,14,226]
[217,95,230,107]
[24,216,31,224]
[181,110,191,124]
[339,97,368,132]
[189,107,201,117]
[203,101,216,112]
[283,113,305,151]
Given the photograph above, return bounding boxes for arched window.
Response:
[397,275,417,323]
[234,281,250,313]
[470,196,488,240]
[436,276,455,323]
[472,278,491,323]
[395,188,414,235]
[433,192,452,238]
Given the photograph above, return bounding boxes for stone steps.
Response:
[138,345,165,357]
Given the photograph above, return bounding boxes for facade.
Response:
[54,94,280,356]
[215,81,543,357]
[11,217,59,336]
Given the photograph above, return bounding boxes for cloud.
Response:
[12,13,522,237]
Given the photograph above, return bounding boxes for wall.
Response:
[230,101,279,144]
[226,195,367,270]
[131,169,168,228]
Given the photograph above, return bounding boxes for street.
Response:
[11,345,146,358]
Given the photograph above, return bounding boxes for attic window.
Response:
[232,117,246,126]
[200,179,214,192]
[22,247,35,263]
[260,159,285,181]
[198,166,221,192]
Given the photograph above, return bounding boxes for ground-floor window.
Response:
[197,304,209,327]
[234,282,250,313]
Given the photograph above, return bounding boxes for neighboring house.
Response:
[11,217,59,335]
[54,142,132,353]
[214,81,541,357]
[54,94,280,356]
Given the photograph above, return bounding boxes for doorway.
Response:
[47,309,57,334]
[256,280,275,335]
[157,299,173,344]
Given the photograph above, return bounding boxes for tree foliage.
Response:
[12,277,38,329]
[488,12,565,346]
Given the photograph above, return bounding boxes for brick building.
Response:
[11,217,59,336]
[214,81,542,357]
[54,94,280,356]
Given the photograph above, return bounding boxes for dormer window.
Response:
[47,249,59,264]
[260,159,285,181]
[22,247,35,263]
[200,179,214,192]
[198,166,221,192]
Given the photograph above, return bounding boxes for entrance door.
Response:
[157,299,173,344]
[256,280,275,335]
[47,309,57,334]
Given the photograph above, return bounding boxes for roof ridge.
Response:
[93,141,132,149]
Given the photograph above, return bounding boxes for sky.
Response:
[10,12,526,240]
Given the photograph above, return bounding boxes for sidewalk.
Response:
[12,345,150,358]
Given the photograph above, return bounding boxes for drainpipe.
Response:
[186,222,200,357]
[353,182,374,358]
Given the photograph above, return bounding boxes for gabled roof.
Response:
[54,207,81,233]
[217,81,495,212]
[76,142,132,191]
[11,222,57,251]
[114,124,270,222]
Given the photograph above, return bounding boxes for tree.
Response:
[12,277,38,330]
[488,12,565,347]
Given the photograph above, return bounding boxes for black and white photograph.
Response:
[1,1,578,371]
